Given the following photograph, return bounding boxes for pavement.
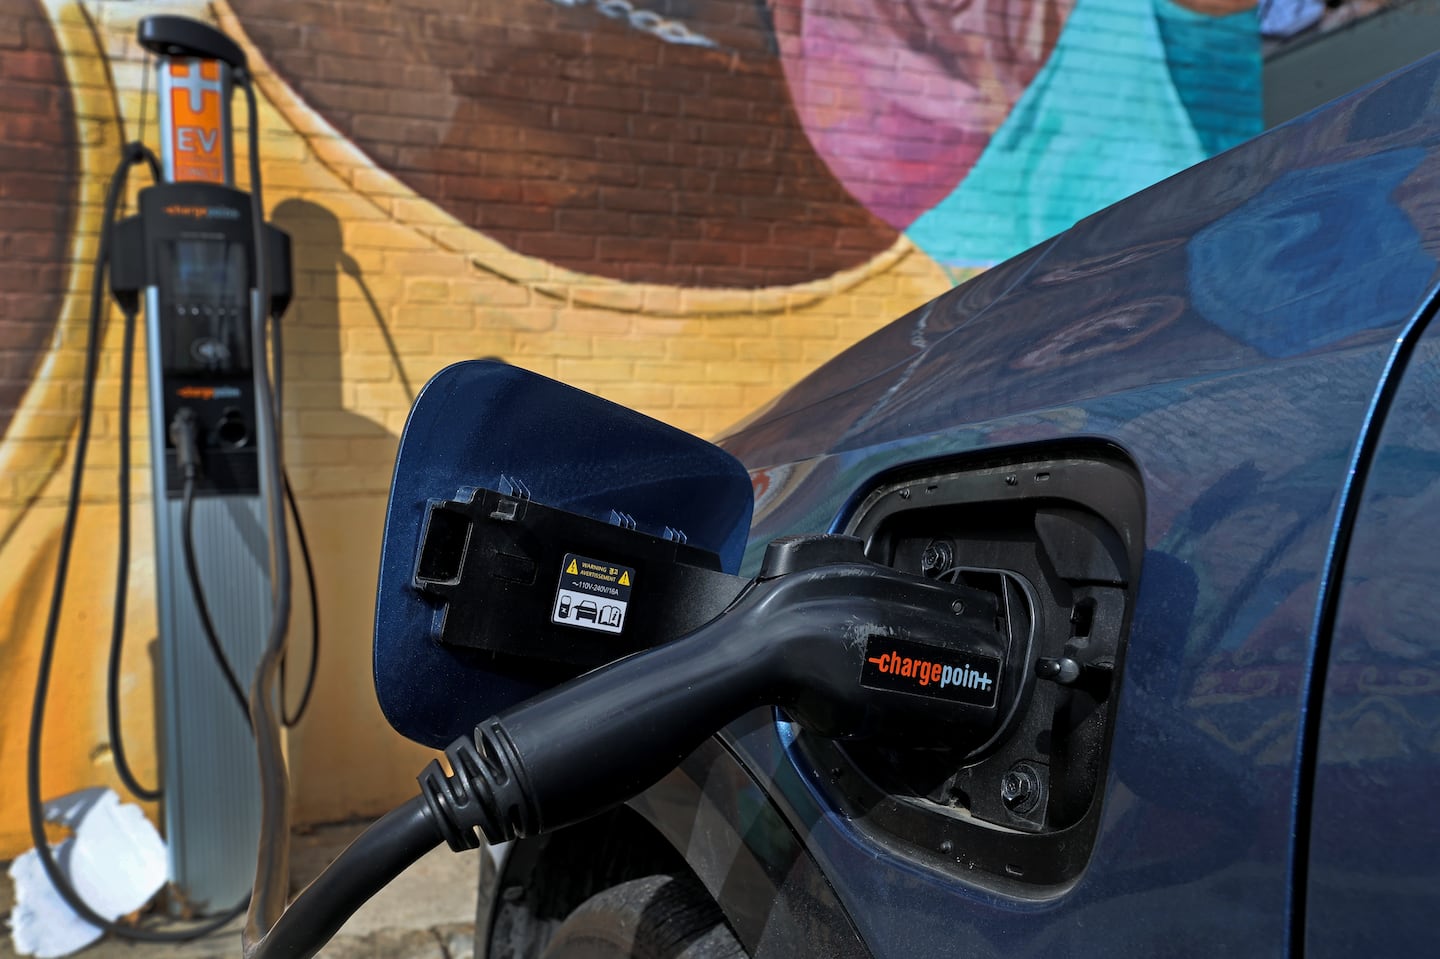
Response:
[0,822,487,959]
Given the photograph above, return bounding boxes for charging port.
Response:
[216,407,249,447]
[790,447,1143,887]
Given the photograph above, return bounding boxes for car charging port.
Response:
[788,447,1144,887]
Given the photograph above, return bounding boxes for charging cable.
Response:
[242,536,1009,958]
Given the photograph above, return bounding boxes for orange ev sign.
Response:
[168,60,226,183]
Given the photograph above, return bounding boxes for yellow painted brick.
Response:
[339,273,406,305]
[346,222,430,251]
[555,358,634,383]
[393,305,472,331]
[641,289,685,315]
[342,354,403,382]
[384,410,412,433]
[405,279,450,303]
[741,384,785,409]
[283,325,343,354]
[674,384,744,409]
[569,286,645,313]
[705,361,774,386]
[384,252,470,278]
[350,168,408,197]
[662,410,704,435]
[389,196,461,227]
[510,336,591,358]
[285,438,354,465]
[459,281,527,307]
[589,335,666,360]
[595,383,675,411]
[633,315,694,338]
[666,338,735,362]
[253,162,321,191]
[680,288,756,314]
[260,135,310,163]
[348,436,402,465]
[699,409,745,437]
[286,382,354,410]
[554,308,634,337]
[354,382,414,411]
[508,356,557,378]
[733,338,805,362]
[632,362,694,385]
[775,318,838,339]
[802,340,846,363]
[476,307,557,334]
[299,410,387,437]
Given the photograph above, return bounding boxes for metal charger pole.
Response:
[111,16,291,915]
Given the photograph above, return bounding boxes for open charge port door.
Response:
[790,448,1143,888]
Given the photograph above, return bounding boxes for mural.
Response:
[0,0,74,439]
[0,0,1261,856]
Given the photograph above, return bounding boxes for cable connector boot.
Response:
[419,719,537,850]
[169,408,202,481]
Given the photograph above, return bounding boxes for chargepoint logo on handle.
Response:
[861,635,1000,707]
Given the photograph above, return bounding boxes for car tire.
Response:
[537,874,748,959]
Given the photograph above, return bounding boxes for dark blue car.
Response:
[386,55,1440,959]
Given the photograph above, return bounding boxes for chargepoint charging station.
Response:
[108,17,292,913]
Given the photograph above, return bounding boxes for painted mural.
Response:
[0,0,1261,856]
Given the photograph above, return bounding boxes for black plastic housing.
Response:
[422,544,1011,843]
[412,485,746,669]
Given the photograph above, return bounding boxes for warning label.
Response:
[552,553,635,635]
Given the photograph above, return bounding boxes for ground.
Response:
[0,821,484,959]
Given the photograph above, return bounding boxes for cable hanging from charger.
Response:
[27,142,250,943]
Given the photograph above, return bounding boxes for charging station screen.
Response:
[159,239,251,375]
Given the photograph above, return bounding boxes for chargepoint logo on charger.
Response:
[861,635,1000,707]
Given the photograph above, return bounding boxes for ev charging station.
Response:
[108,16,292,914]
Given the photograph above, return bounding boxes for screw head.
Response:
[1000,764,1042,815]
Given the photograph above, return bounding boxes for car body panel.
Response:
[702,55,1440,959]
[629,714,872,959]
[1305,324,1440,957]
[373,360,754,747]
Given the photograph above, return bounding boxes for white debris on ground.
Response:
[8,788,166,958]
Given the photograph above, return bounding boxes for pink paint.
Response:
[771,0,1074,229]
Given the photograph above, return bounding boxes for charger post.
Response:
[108,15,292,915]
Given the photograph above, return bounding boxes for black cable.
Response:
[281,470,319,727]
[106,302,160,802]
[27,144,249,943]
[179,469,254,720]
[244,796,441,959]
[237,68,297,947]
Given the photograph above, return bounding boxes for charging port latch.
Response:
[412,486,747,669]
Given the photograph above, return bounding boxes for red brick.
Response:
[476,204,555,232]
[596,236,672,262]
[599,186,675,215]
[671,240,746,267]
[631,214,701,239]
[515,232,597,261]
[553,106,631,138]
[522,179,589,207]
[554,209,616,235]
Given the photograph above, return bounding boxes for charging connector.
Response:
[418,534,1006,846]
[245,534,1007,958]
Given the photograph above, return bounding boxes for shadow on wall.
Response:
[269,198,412,484]
[263,200,440,823]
